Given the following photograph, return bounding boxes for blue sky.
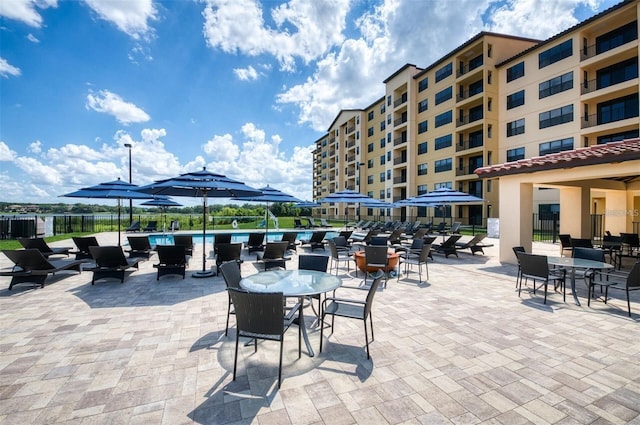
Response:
[0,0,620,206]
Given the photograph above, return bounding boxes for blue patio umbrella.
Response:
[294,200,320,208]
[141,196,183,233]
[236,185,303,240]
[399,187,484,206]
[62,178,154,246]
[318,189,390,224]
[137,167,260,278]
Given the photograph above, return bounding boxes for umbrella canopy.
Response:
[141,196,183,233]
[62,178,153,245]
[294,200,320,208]
[399,187,485,206]
[318,189,390,223]
[236,185,303,240]
[137,167,260,278]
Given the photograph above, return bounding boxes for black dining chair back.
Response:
[216,243,242,276]
[364,245,389,285]
[572,247,605,262]
[220,260,242,336]
[518,253,565,304]
[228,288,299,388]
[298,254,329,272]
[512,246,526,287]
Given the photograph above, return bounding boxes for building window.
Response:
[379,190,385,199]
[367,142,374,153]
[435,134,452,150]
[506,61,524,82]
[435,62,453,82]
[417,185,428,195]
[367,159,374,168]
[506,118,525,136]
[506,90,525,109]
[367,127,374,137]
[418,77,428,92]
[434,158,452,173]
[368,111,374,121]
[418,141,428,155]
[469,130,483,148]
[597,129,639,144]
[597,94,639,124]
[380,138,385,148]
[418,120,428,134]
[387,170,391,180]
[468,80,483,97]
[418,99,428,113]
[539,71,573,99]
[468,104,483,122]
[506,147,525,162]
[539,39,572,69]
[539,104,573,129]
[380,120,385,131]
[387,151,391,161]
[417,163,428,175]
[367,175,373,184]
[387,95,391,106]
[435,110,453,128]
[596,20,638,55]
[435,86,452,105]
[539,137,573,156]
[469,54,483,71]
[379,172,385,182]
[597,58,638,90]
[380,103,385,114]
[380,155,385,165]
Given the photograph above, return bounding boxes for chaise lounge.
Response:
[17,237,71,258]
[454,234,493,255]
[1,249,85,290]
[88,246,143,284]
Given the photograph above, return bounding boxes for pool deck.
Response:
[0,232,639,424]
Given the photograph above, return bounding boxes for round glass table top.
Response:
[240,269,342,297]
[547,256,614,269]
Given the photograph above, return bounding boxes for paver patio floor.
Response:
[1,232,639,424]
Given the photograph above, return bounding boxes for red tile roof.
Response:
[475,139,640,178]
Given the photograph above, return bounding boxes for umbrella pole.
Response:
[117,199,121,246]
[193,190,214,278]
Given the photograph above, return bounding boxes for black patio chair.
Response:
[1,249,85,290]
[559,234,572,257]
[153,245,188,280]
[125,221,141,232]
[88,246,142,284]
[320,270,384,359]
[256,241,291,271]
[219,260,242,336]
[215,243,243,276]
[512,246,526,288]
[246,232,265,253]
[363,245,389,286]
[590,261,640,316]
[72,236,99,260]
[281,232,300,252]
[399,244,431,283]
[125,236,154,259]
[454,234,492,255]
[228,288,300,388]
[173,234,194,256]
[518,253,566,304]
[143,220,158,232]
[300,231,327,251]
[17,237,71,258]
[293,218,307,229]
[213,234,233,254]
[432,234,463,258]
[328,239,351,276]
[298,254,330,322]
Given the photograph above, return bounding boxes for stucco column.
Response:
[499,179,533,264]
[604,190,628,234]
[559,186,591,238]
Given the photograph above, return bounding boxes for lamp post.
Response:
[124,143,133,224]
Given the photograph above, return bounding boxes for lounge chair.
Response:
[173,234,194,256]
[320,218,332,227]
[1,249,85,290]
[169,220,180,232]
[215,243,243,276]
[17,237,71,258]
[246,232,265,253]
[300,231,327,251]
[454,234,493,255]
[125,236,154,259]
[153,245,189,280]
[280,232,300,252]
[307,217,321,228]
[214,234,232,254]
[143,220,158,232]
[72,236,99,260]
[88,246,142,284]
[293,218,307,229]
[126,221,141,232]
[256,241,291,271]
[432,235,463,258]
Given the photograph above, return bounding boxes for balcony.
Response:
[329,175,336,181]
[347,171,356,177]
[456,87,483,102]
[456,112,483,127]
[393,176,407,184]
[581,38,636,61]
[329,137,335,144]
[581,76,637,95]
[581,112,639,129]
[456,60,483,77]
[346,155,356,162]
[456,139,484,152]
[346,126,355,134]
[346,140,356,148]
[394,136,407,146]
[393,93,407,108]
[394,116,407,126]
[456,166,480,176]
[329,150,335,156]
[393,156,407,165]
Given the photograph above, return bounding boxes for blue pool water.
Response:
[148,231,340,245]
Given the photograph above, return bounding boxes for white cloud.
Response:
[276,0,601,131]
[233,65,260,81]
[27,33,40,43]
[0,0,57,28]
[0,57,21,78]
[203,134,240,162]
[28,140,42,154]
[86,89,151,125]
[14,156,63,185]
[0,141,16,161]
[202,0,349,71]
[83,0,157,40]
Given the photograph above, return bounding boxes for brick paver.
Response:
[1,233,638,424]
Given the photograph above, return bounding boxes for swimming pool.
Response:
[148,231,340,245]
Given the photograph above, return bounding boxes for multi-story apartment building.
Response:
[313,0,639,226]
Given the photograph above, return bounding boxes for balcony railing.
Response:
[580,38,636,61]
[329,137,335,144]
[393,94,407,107]
[394,116,407,126]
[347,141,356,148]
[456,60,483,77]
[456,112,483,127]
[329,150,335,156]
[393,176,407,184]
[456,166,480,176]
[581,77,636,95]
[346,126,355,134]
[347,171,355,177]
[393,156,407,165]
[456,139,484,152]
[581,112,639,129]
[456,87,483,101]
[329,175,336,181]
[346,155,356,162]
[394,136,407,146]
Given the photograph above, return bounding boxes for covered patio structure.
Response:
[476,139,640,263]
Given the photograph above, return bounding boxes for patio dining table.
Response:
[240,269,342,357]
[547,256,613,306]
